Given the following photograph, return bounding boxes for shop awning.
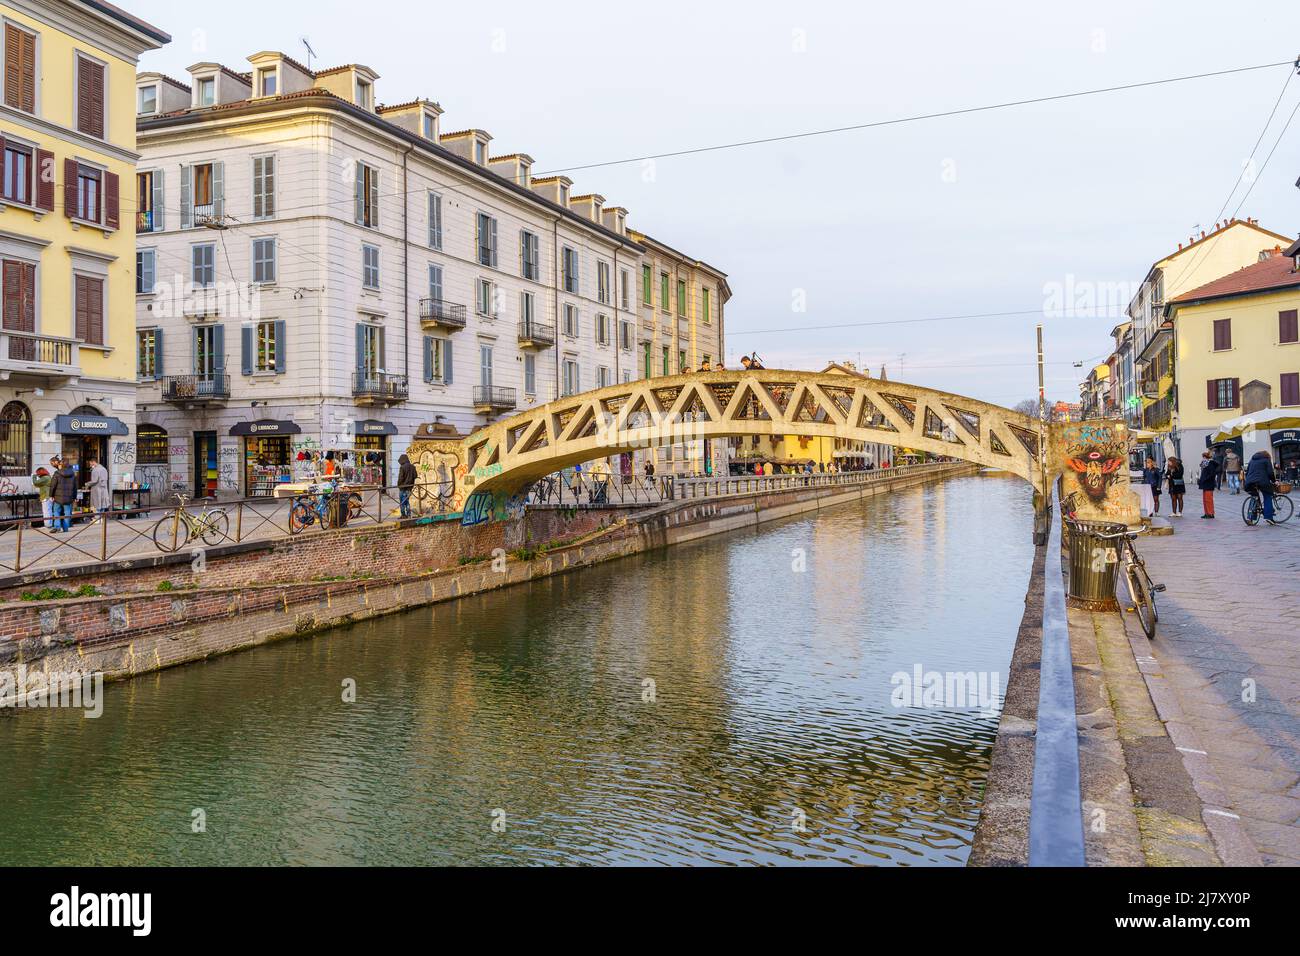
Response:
[230,419,303,436]
[349,419,398,436]
[1210,409,1300,443]
[53,414,129,436]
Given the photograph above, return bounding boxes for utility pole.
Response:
[1035,324,1050,544]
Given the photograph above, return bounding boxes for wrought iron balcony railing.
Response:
[473,385,517,411]
[517,321,555,348]
[353,372,409,403]
[418,298,467,330]
[161,373,231,402]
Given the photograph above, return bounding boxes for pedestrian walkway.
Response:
[1135,487,1300,865]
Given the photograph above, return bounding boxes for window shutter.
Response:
[34,149,54,211]
[274,320,286,373]
[355,324,366,376]
[76,58,91,134]
[489,217,498,267]
[369,168,379,228]
[443,338,453,385]
[63,159,78,219]
[154,328,164,379]
[211,161,224,220]
[104,172,119,229]
[212,324,225,372]
[422,337,432,382]
[89,278,104,344]
[151,169,164,231]
[180,165,192,228]
[354,163,364,224]
[1206,380,1215,410]
[1231,378,1240,408]
[240,325,253,375]
[73,275,86,340]
[1281,309,1298,344]
[18,29,33,113]
[252,157,263,218]
[2,261,19,331]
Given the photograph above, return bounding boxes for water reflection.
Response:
[0,473,1032,866]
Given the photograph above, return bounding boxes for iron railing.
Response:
[353,372,409,403]
[473,385,517,410]
[0,331,79,369]
[517,321,555,347]
[418,298,467,329]
[161,373,231,402]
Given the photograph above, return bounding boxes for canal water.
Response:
[1,472,1033,866]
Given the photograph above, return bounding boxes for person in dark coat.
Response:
[48,461,79,532]
[1196,450,1220,519]
[1243,450,1278,524]
[395,454,417,518]
[1143,457,1164,515]
[1166,456,1186,516]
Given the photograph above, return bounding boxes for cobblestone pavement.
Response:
[1137,488,1300,865]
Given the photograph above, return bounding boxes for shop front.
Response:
[231,419,302,497]
[350,419,397,487]
[1274,430,1300,481]
[54,410,129,489]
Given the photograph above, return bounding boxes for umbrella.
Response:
[1210,409,1300,442]
[1126,428,1163,442]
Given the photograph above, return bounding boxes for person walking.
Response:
[1213,446,1227,490]
[32,458,56,529]
[1224,449,1242,494]
[86,457,111,520]
[48,458,78,532]
[396,454,417,518]
[1143,456,1164,515]
[1166,456,1186,516]
[1243,449,1278,525]
[1196,451,1220,519]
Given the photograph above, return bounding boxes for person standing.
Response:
[1166,456,1186,516]
[1213,446,1227,490]
[1196,450,1220,519]
[1224,449,1242,494]
[1243,449,1278,525]
[396,454,417,518]
[1143,457,1164,515]
[86,457,111,519]
[49,458,78,532]
[32,458,56,528]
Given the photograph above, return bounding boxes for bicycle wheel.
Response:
[288,500,313,535]
[346,493,365,523]
[1242,496,1261,526]
[1126,561,1157,639]
[200,509,229,546]
[1273,494,1294,523]
[152,512,190,552]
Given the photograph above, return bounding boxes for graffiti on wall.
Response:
[111,442,136,466]
[1056,421,1140,524]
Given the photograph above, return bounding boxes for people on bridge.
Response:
[1243,450,1278,525]
[1196,451,1219,519]
[1143,457,1164,515]
[1224,449,1242,494]
[1165,456,1185,516]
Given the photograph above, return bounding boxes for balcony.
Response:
[353,372,409,405]
[517,320,555,350]
[1143,395,1173,431]
[419,298,467,332]
[136,210,157,233]
[161,373,231,404]
[0,331,81,381]
[473,385,517,414]
[1139,378,1161,399]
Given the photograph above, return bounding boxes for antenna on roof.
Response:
[300,37,316,73]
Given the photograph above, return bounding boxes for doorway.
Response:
[194,431,218,499]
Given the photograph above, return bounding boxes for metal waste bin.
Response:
[1063,519,1125,610]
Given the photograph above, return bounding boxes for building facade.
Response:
[130,51,710,500]
[0,1,166,494]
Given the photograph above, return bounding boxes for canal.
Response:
[1,472,1033,866]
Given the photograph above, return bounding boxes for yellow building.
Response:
[0,1,167,492]
[1167,243,1300,465]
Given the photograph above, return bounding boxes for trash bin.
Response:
[1063,519,1125,609]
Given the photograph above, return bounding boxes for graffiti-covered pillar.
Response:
[1052,420,1142,526]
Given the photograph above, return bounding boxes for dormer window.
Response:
[257,67,277,97]
[137,84,158,116]
[559,183,569,204]
[423,113,436,139]
[196,76,215,107]
[474,140,486,165]
[592,200,602,219]
[356,77,373,110]
[518,163,530,187]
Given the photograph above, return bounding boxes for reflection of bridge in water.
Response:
[457,369,1050,499]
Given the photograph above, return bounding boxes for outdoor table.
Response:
[112,488,149,518]
[0,493,40,520]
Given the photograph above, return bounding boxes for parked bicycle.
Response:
[1091,525,1165,640]
[152,494,230,552]
[288,483,364,534]
[1242,484,1294,526]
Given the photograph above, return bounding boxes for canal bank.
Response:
[0,463,976,690]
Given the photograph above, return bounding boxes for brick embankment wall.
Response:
[0,464,975,687]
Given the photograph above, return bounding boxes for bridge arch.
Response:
[455,370,1050,498]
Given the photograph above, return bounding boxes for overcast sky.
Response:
[128,0,1300,408]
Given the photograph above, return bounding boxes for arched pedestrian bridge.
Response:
[455,370,1051,499]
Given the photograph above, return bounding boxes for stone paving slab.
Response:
[1127,489,1300,865]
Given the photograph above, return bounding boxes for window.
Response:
[559,183,569,204]
[76,163,102,223]
[253,237,277,284]
[517,162,530,187]
[479,344,494,388]
[1282,372,1300,407]
[75,55,106,138]
[190,161,217,218]
[474,140,486,165]
[524,353,536,395]
[4,24,37,114]
[2,141,32,205]
[137,425,168,464]
[1212,318,1232,351]
[643,342,651,377]
[623,370,631,384]
[476,278,495,316]
[74,274,105,345]
[136,249,156,294]
[355,161,379,227]
[678,349,686,373]
[621,269,630,309]
[562,247,579,293]
[597,260,611,304]
[597,366,610,389]
[2,260,36,354]
[428,263,443,302]
[520,230,539,280]
[136,170,161,231]
[252,155,275,219]
[136,329,159,379]
[702,288,711,324]
[562,359,579,396]
[196,76,215,107]
[257,67,277,97]
[520,291,535,328]
[662,346,669,376]
[423,335,449,383]
[620,321,633,351]
[596,313,610,345]
[423,114,437,139]
[137,84,157,116]
[362,244,380,289]
[356,77,373,110]
[255,321,279,372]
[427,192,442,249]
[660,272,669,311]
[354,323,383,379]
[1281,310,1298,345]
[476,212,498,267]
[562,303,578,337]
[0,401,32,477]
[1207,378,1239,410]
[191,243,215,286]
[677,280,687,315]
[642,265,652,305]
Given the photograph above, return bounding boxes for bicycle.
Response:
[152,494,230,552]
[1091,525,1165,640]
[1242,486,1294,526]
[288,484,365,534]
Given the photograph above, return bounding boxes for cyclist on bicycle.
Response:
[1244,450,1279,525]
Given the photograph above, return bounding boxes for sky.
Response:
[126,0,1300,408]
